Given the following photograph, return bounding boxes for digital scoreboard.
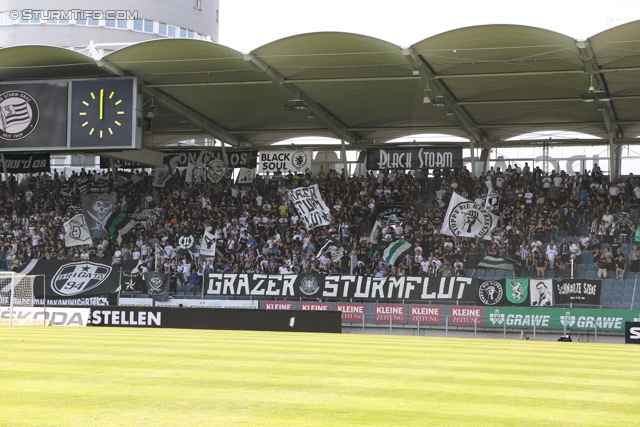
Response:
[0,77,142,152]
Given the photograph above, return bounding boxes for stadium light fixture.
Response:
[423,88,432,104]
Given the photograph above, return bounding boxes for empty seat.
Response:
[585,271,598,280]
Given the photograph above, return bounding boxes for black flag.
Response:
[145,271,170,301]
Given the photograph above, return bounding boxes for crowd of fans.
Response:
[1,160,640,291]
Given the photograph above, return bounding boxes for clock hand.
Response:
[99,89,104,120]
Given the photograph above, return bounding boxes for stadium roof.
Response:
[3,21,640,149]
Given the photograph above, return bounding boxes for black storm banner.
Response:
[553,279,601,305]
[18,260,137,299]
[204,274,477,302]
[2,153,50,173]
[366,147,463,170]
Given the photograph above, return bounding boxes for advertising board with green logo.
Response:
[486,307,640,332]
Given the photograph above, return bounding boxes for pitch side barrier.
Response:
[203,274,603,306]
[89,307,341,333]
[256,302,639,334]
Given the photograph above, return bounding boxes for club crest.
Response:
[51,262,112,296]
[0,90,39,140]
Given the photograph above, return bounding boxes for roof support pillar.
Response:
[341,139,349,184]
[479,148,491,176]
[609,133,621,179]
[469,140,476,177]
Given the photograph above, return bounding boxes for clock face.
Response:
[78,88,125,139]
[69,79,135,148]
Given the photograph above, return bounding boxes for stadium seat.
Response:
[494,270,506,279]
[475,269,486,278]
[484,269,495,278]
[585,271,598,280]
[185,292,195,299]
[574,271,586,279]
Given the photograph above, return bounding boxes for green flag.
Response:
[506,279,529,305]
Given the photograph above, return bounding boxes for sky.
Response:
[219,0,640,52]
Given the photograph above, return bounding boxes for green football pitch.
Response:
[1,328,638,427]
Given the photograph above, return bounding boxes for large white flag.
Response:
[441,192,498,240]
[200,230,217,257]
[287,184,331,230]
[236,167,255,184]
[63,214,92,247]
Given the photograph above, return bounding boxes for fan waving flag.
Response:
[104,212,136,244]
[383,239,411,265]
[200,230,217,257]
[477,256,516,271]
[441,192,498,240]
[63,214,92,247]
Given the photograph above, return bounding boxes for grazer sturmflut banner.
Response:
[366,147,463,170]
[18,259,137,299]
[204,274,477,301]
[288,184,332,230]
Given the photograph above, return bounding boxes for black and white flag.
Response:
[120,270,144,296]
[145,271,170,301]
[81,193,117,239]
[77,177,91,194]
[90,181,111,194]
[153,165,174,188]
[176,233,196,254]
[441,192,498,240]
[185,159,227,184]
[236,167,256,184]
[287,184,331,230]
[485,181,500,214]
[200,230,217,257]
[63,214,92,247]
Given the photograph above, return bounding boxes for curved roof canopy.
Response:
[2,22,640,149]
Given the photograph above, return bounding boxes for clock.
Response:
[78,88,125,139]
[69,78,140,149]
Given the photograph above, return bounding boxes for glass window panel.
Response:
[187,30,194,38]
[105,19,115,27]
[168,26,176,37]
[0,12,5,25]
[88,17,99,26]
[31,12,40,23]
[133,19,142,31]
[117,19,127,29]
[143,20,153,33]
[158,22,166,35]
[180,28,186,38]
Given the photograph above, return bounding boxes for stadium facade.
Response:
[0,0,219,52]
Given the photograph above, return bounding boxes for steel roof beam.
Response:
[403,48,486,142]
[577,41,623,139]
[244,53,360,145]
[146,76,420,88]
[95,59,248,147]
[432,70,585,79]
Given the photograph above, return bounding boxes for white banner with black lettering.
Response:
[258,150,312,174]
[287,184,331,230]
[0,307,90,327]
[441,192,498,240]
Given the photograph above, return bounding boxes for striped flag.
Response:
[477,256,516,271]
[104,211,136,244]
[1,101,30,130]
[383,239,411,265]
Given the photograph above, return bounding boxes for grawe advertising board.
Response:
[486,307,640,332]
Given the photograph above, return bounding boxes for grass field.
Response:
[0,328,639,427]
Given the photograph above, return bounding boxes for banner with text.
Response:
[366,147,463,170]
[2,153,50,173]
[288,184,332,230]
[204,274,477,302]
[258,150,312,174]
